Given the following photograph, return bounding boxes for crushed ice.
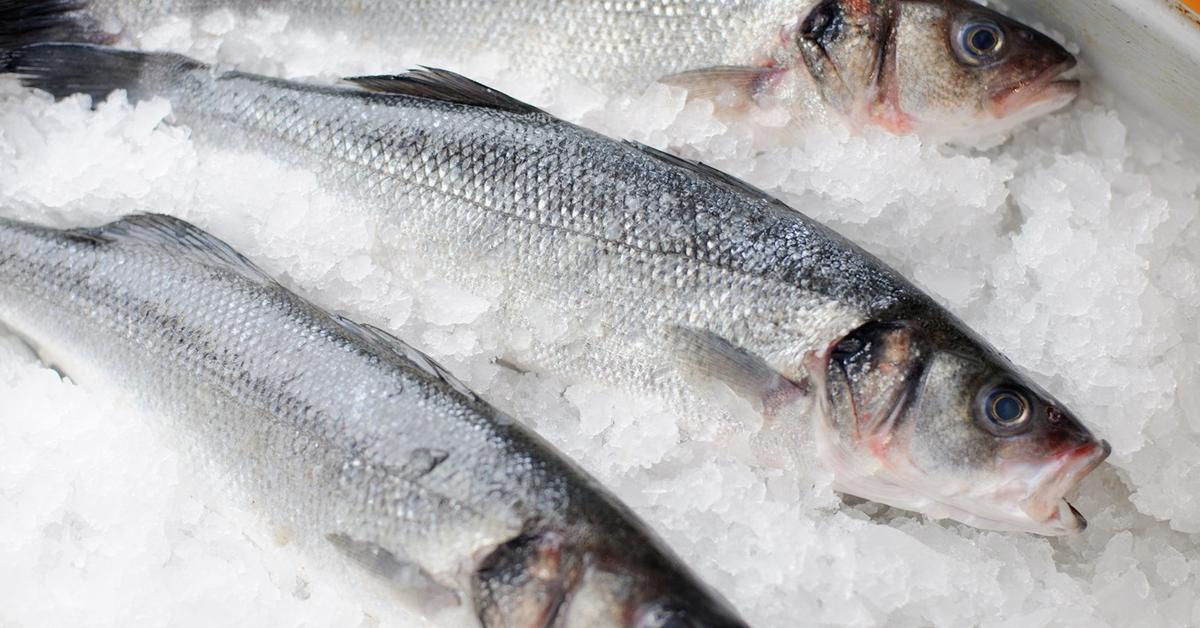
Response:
[1,10,1198,627]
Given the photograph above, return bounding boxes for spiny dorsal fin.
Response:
[66,213,276,286]
[333,315,478,401]
[625,141,789,210]
[344,67,544,115]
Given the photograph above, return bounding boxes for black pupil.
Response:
[993,394,1023,423]
[969,25,998,53]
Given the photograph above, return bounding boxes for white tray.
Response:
[1003,0,1200,141]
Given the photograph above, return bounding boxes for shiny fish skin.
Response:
[2,43,1109,535]
[8,0,1079,134]
[0,213,748,628]
[9,0,803,86]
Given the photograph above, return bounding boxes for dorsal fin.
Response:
[625,141,789,210]
[333,315,478,400]
[344,67,544,115]
[65,213,276,286]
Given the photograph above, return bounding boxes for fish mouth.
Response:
[1019,439,1111,534]
[989,59,1080,120]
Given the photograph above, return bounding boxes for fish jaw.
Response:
[987,58,1080,121]
[886,438,1112,536]
[812,404,1110,535]
[1015,440,1112,533]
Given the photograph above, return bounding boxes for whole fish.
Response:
[1,43,1109,535]
[3,0,1079,135]
[0,212,748,628]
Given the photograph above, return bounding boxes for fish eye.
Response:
[956,20,1005,65]
[989,391,1026,424]
[978,386,1031,434]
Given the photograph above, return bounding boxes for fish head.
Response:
[795,0,1078,134]
[472,531,747,627]
[809,320,1110,535]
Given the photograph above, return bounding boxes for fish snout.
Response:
[987,41,1080,119]
[1018,439,1111,534]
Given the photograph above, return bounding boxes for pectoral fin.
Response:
[327,533,461,607]
[666,326,807,421]
[661,65,780,103]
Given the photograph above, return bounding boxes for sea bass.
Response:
[1,44,1108,534]
[0,212,748,628]
[4,0,1079,135]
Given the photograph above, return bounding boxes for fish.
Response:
[0,43,1109,535]
[0,212,749,628]
[1,0,1079,135]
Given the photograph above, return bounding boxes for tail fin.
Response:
[0,0,103,49]
[1,43,205,103]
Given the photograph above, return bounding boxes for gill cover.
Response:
[471,532,746,627]
[797,0,896,122]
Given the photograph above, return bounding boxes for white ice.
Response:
[1,8,1199,628]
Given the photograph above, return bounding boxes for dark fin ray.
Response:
[345,67,544,115]
[666,326,807,419]
[0,0,102,49]
[332,315,478,400]
[661,65,775,102]
[66,213,276,286]
[1,42,204,104]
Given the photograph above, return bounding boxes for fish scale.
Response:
[123,60,890,420]
[6,0,1081,134]
[0,213,747,625]
[4,41,1108,537]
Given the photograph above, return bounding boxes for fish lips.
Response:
[1018,439,1111,534]
[988,58,1081,119]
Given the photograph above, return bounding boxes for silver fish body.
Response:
[7,0,1080,134]
[0,213,748,627]
[7,0,798,87]
[2,44,1109,535]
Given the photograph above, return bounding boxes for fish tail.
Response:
[1,43,206,104]
[0,0,104,49]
